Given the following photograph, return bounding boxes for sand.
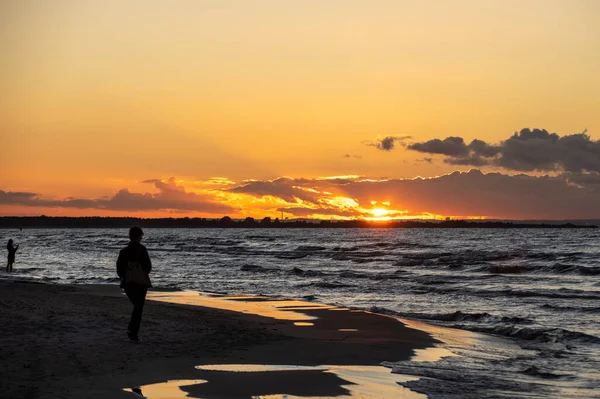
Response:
[0,281,437,399]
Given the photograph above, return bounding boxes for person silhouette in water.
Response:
[117,227,152,342]
[6,239,19,272]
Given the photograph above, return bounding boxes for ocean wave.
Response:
[417,285,600,301]
[211,239,243,246]
[337,270,406,280]
[521,366,572,380]
[294,245,327,251]
[394,258,425,266]
[475,262,600,275]
[339,271,371,279]
[244,235,276,241]
[13,267,46,274]
[290,267,327,277]
[453,324,600,344]
[387,358,553,398]
[480,265,532,274]
[275,252,309,259]
[401,310,533,324]
[298,281,356,289]
[541,304,600,313]
[240,264,278,273]
[370,270,406,280]
[496,288,600,300]
[549,263,600,275]
[332,251,386,262]
[366,306,402,317]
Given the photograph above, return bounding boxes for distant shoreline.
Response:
[0,216,597,229]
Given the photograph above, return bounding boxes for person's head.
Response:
[7,239,13,247]
[129,226,144,242]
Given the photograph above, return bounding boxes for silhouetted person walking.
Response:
[117,227,152,342]
[6,239,19,272]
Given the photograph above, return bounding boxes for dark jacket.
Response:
[116,242,152,288]
[7,243,18,261]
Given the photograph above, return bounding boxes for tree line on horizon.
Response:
[0,216,596,229]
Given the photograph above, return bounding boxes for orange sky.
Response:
[1,1,599,220]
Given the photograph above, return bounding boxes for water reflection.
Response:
[125,365,424,399]
[147,292,336,322]
[123,379,207,398]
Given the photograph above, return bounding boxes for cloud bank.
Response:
[3,170,600,219]
[407,128,600,173]
[0,178,234,214]
[228,170,600,220]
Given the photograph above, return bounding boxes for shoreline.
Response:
[0,280,449,398]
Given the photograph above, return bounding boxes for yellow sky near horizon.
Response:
[1,0,599,218]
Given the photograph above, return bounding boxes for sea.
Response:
[1,228,599,398]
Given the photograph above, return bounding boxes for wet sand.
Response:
[0,281,439,398]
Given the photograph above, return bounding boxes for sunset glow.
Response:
[1,1,599,220]
[369,208,389,218]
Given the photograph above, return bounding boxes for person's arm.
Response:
[142,247,152,274]
[116,249,127,278]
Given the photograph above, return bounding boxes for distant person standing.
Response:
[116,227,152,342]
[6,239,19,272]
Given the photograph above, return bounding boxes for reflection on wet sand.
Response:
[123,380,207,398]
[125,365,424,399]
[148,292,334,321]
[293,322,314,326]
[138,292,470,398]
[147,291,462,364]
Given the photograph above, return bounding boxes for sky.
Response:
[1,0,599,220]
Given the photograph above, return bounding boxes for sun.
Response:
[370,208,389,217]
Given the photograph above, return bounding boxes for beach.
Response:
[0,280,438,399]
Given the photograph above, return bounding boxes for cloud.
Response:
[343,154,362,159]
[277,207,361,217]
[0,191,38,204]
[229,177,323,204]
[364,135,411,151]
[0,178,235,214]
[228,170,600,219]
[563,171,600,190]
[4,170,600,219]
[407,128,600,173]
[445,154,489,166]
[407,136,470,156]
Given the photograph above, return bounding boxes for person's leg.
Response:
[125,286,147,338]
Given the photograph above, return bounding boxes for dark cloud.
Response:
[469,139,501,157]
[277,207,361,217]
[227,171,600,219]
[445,154,489,166]
[229,178,321,204]
[563,171,600,189]
[4,171,600,219]
[0,191,37,204]
[0,178,235,213]
[407,128,600,173]
[364,135,411,151]
[407,136,469,157]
